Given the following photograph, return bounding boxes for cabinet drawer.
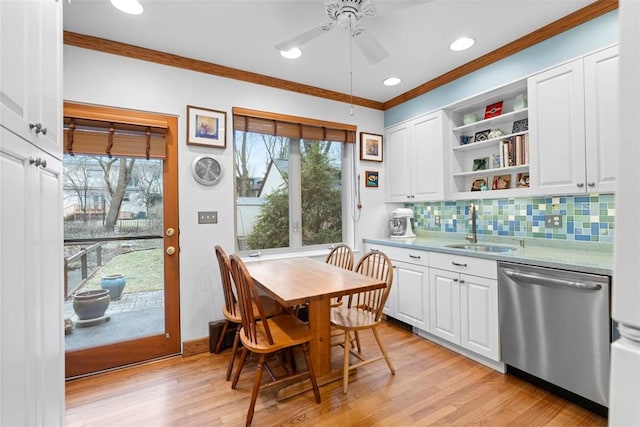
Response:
[430,252,497,279]
[363,244,429,268]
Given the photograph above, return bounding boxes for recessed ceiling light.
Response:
[110,0,144,15]
[280,48,302,59]
[383,77,401,86]
[450,37,475,51]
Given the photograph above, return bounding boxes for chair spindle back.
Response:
[215,245,238,317]
[349,250,393,321]
[325,244,355,271]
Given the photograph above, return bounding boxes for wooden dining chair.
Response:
[330,249,396,393]
[229,254,321,426]
[325,243,355,270]
[214,245,278,381]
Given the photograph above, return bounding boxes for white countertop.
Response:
[363,233,613,276]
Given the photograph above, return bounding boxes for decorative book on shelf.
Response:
[499,134,529,167]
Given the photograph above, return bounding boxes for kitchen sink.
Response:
[444,243,518,253]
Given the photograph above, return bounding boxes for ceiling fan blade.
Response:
[352,28,389,64]
[274,22,335,52]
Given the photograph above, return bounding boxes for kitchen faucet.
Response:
[465,203,477,243]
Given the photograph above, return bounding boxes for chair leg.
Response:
[342,329,351,394]
[354,330,362,353]
[372,327,395,375]
[226,328,241,381]
[246,354,266,427]
[232,347,249,389]
[301,343,321,403]
[214,320,230,354]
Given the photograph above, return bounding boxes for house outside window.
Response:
[233,108,355,253]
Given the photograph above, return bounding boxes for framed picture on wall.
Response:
[187,105,227,148]
[360,132,383,162]
[365,170,379,188]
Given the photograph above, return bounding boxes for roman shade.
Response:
[64,102,169,159]
[232,107,356,143]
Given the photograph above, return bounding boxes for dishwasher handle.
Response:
[502,269,602,291]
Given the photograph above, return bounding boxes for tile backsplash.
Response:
[409,194,615,243]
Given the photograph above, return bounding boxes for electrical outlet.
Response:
[198,211,218,224]
[434,215,441,226]
[545,214,562,228]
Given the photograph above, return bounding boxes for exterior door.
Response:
[64,104,180,378]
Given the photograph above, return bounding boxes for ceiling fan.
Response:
[274,0,389,65]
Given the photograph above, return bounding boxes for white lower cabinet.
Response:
[364,244,429,330]
[429,253,500,362]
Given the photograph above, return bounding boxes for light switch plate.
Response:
[545,214,562,228]
[198,211,218,224]
[434,215,441,226]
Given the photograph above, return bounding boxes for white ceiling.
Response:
[63,0,599,104]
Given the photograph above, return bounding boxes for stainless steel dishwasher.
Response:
[498,261,610,408]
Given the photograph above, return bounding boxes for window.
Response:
[233,108,356,252]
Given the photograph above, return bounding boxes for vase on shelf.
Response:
[100,273,126,301]
[513,94,527,111]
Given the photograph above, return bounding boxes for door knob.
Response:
[166,228,176,237]
[166,246,176,255]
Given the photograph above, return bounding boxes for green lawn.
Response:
[83,248,164,293]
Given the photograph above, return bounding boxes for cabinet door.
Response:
[429,268,460,345]
[459,274,499,361]
[385,124,411,202]
[411,112,443,201]
[1,129,64,426]
[393,261,429,330]
[528,59,586,195]
[584,46,619,194]
[0,0,61,156]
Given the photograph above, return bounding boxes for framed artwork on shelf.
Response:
[365,170,379,188]
[512,118,529,133]
[517,172,530,188]
[484,101,503,119]
[474,129,491,142]
[471,177,489,192]
[472,157,490,171]
[492,174,511,190]
[187,105,227,148]
[360,132,383,162]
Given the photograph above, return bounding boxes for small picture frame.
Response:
[472,157,489,171]
[471,177,489,192]
[484,101,503,119]
[360,132,383,162]
[474,129,491,142]
[512,118,529,133]
[492,174,512,190]
[365,170,379,188]
[517,172,530,188]
[187,105,227,148]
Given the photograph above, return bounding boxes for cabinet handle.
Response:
[29,122,47,135]
[459,279,465,284]
[408,254,421,259]
[451,261,467,267]
[29,157,47,168]
[453,278,459,282]
[587,182,595,187]
[576,183,585,188]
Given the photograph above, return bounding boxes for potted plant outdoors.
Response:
[73,289,110,321]
[100,273,127,301]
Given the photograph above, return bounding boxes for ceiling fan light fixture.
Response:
[450,37,475,51]
[383,77,401,86]
[280,47,302,59]
[110,0,144,15]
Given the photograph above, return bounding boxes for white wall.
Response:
[64,46,387,343]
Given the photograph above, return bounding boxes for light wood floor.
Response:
[65,322,607,426]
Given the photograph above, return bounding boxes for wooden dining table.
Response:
[244,256,386,391]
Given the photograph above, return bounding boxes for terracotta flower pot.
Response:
[73,289,110,320]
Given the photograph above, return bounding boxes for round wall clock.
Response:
[191,155,223,186]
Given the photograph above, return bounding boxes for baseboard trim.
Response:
[182,337,209,357]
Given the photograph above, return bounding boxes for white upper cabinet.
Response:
[584,46,619,194]
[0,0,62,158]
[385,111,444,202]
[528,45,618,195]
